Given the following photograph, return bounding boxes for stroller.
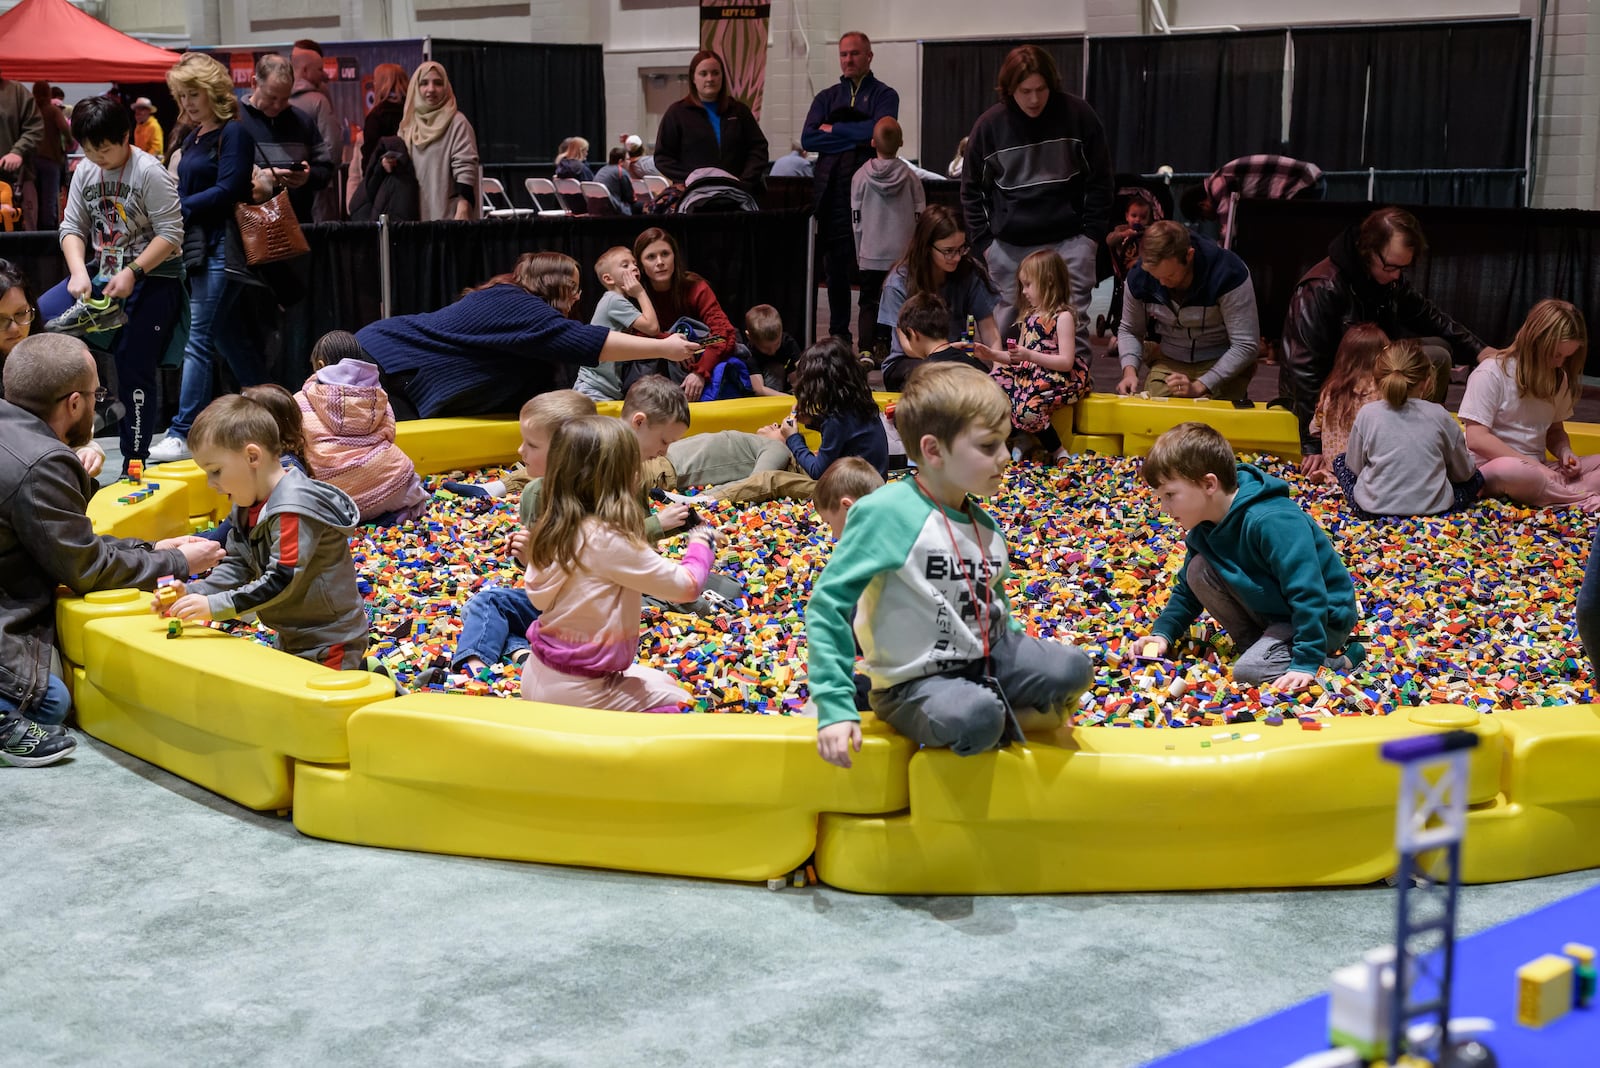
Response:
[1094,173,1177,338]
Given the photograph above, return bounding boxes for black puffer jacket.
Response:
[653,96,769,186]
[0,400,185,714]
[1281,226,1485,453]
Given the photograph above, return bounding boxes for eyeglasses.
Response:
[55,386,111,404]
[0,307,36,329]
[933,243,970,259]
[1375,254,1412,275]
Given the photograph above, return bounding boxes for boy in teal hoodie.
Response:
[1135,422,1361,692]
[808,363,1091,768]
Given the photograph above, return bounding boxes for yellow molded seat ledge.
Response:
[1072,393,1302,459]
[68,610,396,811]
[293,695,913,881]
[815,707,1504,895]
[1459,705,1600,883]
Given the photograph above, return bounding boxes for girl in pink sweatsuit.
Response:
[296,331,430,525]
[520,415,716,713]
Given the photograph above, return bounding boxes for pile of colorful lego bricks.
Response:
[227,454,1595,722]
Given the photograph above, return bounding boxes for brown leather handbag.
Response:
[234,141,308,266]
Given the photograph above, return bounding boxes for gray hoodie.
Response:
[189,466,368,661]
[850,157,925,270]
[59,145,184,278]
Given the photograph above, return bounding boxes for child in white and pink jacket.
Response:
[521,415,717,713]
[295,331,430,525]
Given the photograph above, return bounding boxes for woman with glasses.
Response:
[875,205,1000,392]
[1,260,106,477]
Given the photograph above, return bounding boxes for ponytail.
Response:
[1374,339,1430,410]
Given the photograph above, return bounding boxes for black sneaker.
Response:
[1,713,77,768]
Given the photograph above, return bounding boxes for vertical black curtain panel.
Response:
[431,40,606,166]
[918,38,1085,178]
[1289,20,1528,173]
[1087,31,1286,174]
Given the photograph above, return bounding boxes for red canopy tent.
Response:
[0,0,182,83]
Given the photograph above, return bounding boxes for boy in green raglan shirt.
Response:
[807,362,1092,768]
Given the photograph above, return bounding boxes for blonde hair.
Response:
[526,416,648,571]
[813,457,884,512]
[594,246,633,286]
[519,389,597,438]
[1376,339,1433,408]
[559,137,590,161]
[1015,248,1076,325]
[743,304,783,345]
[1139,220,1192,269]
[1494,298,1587,404]
[166,52,238,123]
[1140,421,1237,492]
[895,362,1009,464]
[189,394,282,458]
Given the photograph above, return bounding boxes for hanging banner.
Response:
[700,1,770,120]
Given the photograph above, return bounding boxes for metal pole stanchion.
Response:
[378,214,392,320]
[805,214,817,346]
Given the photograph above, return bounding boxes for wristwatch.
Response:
[128,262,146,280]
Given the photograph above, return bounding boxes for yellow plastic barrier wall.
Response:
[65,396,1600,891]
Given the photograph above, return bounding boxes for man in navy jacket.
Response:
[802,32,899,357]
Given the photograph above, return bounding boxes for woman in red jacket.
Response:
[630,227,737,401]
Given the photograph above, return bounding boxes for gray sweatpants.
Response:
[870,630,1093,756]
[985,233,1097,359]
[1186,555,1351,685]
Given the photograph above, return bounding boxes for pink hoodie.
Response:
[296,360,429,524]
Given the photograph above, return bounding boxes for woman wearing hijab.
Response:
[400,61,480,222]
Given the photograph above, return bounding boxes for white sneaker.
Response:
[147,432,191,463]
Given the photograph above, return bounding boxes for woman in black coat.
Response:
[652,50,769,186]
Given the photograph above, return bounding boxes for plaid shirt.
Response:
[1206,155,1324,230]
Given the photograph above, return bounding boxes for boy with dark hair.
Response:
[896,292,987,374]
[40,93,186,473]
[809,362,1091,766]
[1134,421,1362,691]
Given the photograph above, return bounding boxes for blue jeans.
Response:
[1578,525,1600,682]
[452,586,540,669]
[170,247,264,437]
[0,674,72,726]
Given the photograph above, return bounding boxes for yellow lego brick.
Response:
[293,695,913,881]
[1516,954,1573,1028]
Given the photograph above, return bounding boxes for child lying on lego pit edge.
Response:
[156,394,370,670]
[807,362,1093,768]
[448,381,693,677]
[1133,422,1363,693]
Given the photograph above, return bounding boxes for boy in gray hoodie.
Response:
[159,394,369,669]
[850,117,924,364]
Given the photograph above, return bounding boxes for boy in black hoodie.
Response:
[1134,422,1362,693]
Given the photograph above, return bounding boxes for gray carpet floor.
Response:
[7,732,1597,1067]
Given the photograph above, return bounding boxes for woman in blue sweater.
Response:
[356,252,703,419]
[757,337,888,478]
[149,53,267,464]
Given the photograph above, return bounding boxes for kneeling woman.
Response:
[357,252,702,419]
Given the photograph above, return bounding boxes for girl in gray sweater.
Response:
[1333,339,1483,519]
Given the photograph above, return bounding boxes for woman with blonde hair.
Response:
[354,252,704,419]
[399,60,480,221]
[1459,298,1596,509]
[148,52,267,463]
[554,136,594,181]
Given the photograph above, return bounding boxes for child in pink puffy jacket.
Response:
[295,331,430,525]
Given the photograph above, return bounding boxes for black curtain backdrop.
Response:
[1232,199,1600,375]
[1088,31,1285,173]
[919,38,1085,180]
[1289,21,1528,171]
[431,40,605,167]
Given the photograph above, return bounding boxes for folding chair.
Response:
[642,174,670,198]
[581,181,620,216]
[553,177,588,215]
[524,177,570,217]
[630,176,654,212]
[480,176,535,218]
